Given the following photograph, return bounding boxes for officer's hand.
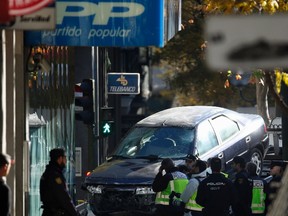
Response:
[171,199,182,206]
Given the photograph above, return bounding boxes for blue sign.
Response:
[25,0,168,47]
[107,73,140,94]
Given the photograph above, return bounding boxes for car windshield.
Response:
[113,126,195,159]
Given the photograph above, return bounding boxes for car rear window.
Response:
[212,115,240,142]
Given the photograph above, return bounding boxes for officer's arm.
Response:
[180,179,198,203]
[152,172,171,192]
[52,175,78,216]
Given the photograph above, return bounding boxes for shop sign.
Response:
[10,0,54,16]
[108,73,140,94]
[25,0,181,47]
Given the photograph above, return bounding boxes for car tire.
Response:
[250,148,263,176]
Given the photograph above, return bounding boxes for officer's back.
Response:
[196,157,236,216]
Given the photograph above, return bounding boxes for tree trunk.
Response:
[256,76,271,126]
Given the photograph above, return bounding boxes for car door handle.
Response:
[218,152,224,159]
[246,136,251,143]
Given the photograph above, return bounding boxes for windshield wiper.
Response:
[107,155,131,161]
[135,155,162,161]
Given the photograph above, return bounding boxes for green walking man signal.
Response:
[100,121,113,136]
[100,107,115,137]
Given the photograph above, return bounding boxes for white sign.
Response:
[205,15,288,71]
[6,7,55,30]
[9,0,53,16]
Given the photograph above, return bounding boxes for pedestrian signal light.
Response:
[100,107,115,137]
[100,121,114,136]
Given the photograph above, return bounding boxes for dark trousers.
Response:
[155,204,184,216]
[202,208,230,216]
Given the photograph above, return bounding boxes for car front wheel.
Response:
[250,148,263,176]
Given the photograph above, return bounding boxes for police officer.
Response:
[246,162,267,216]
[185,155,197,179]
[264,161,285,215]
[180,159,207,216]
[0,153,14,216]
[152,158,188,216]
[40,148,79,216]
[232,156,253,216]
[196,157,236,216]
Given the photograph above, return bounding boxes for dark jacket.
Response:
[152,167,186,216]
[196,173,236,216]
[233,170,253,216]
[0,178,11,216]
[40,161,78,216]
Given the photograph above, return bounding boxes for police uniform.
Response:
[0,176,11,216]
[0,153,13,216]
[152,166,188,216]
[40,161,78,216]
[233,170,253,216]
[196,172,236,216]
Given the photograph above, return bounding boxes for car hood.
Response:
[84,158,162,185]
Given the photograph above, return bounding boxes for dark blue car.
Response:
[83,106,269,215]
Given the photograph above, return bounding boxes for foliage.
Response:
[153,0,243,108]
[153,0,288,109]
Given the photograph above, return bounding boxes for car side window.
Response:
[196,120,218,155]
[211,115,240,142]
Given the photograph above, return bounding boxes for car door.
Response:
[210,115,247,175]
[194,119,225,169]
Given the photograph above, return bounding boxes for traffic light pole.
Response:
[92,46,101,166]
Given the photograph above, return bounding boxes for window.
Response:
[196,121,218,155]
[212,115,240,142]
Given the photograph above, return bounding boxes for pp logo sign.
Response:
[57,1,145,25]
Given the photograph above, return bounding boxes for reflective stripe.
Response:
[251,179,266,214]
[185,190,203,211]
[185,177,204,211]
[155,171,188,205]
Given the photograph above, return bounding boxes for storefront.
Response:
[27,46,76,215]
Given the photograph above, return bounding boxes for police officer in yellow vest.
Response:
[246,162,267,216]
[180,159,207,216]
[152,158,188,216]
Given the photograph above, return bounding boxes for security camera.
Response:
[33,52,51,72]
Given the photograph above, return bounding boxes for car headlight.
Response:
[86,185,103,194]
[135,187,155,195]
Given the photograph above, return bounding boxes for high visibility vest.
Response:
[155,171,188,205]
[251,179,266,214]
[185,177,204,211]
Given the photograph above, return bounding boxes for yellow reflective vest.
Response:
[155,171,188,205]
[251,178,266,214]
[185,177,204,211]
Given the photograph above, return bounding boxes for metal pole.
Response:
[92,46,100,166]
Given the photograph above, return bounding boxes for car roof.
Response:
[136,106,235,127]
